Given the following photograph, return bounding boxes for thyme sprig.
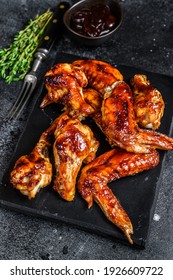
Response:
[0,9,53,83]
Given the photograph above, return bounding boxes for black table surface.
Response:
[0,0,173,260]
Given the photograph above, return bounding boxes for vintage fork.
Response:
[3,2,70,122]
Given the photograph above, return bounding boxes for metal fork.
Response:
[4,50,47,122]
[0,50,46,128]
[2,2,70,123]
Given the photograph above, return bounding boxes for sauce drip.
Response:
[70,4,117,37]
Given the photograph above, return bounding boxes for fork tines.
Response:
[4,76,37,122]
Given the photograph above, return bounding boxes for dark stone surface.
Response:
[0,0,173,259]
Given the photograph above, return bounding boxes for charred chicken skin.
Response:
[53,114,99,201]
[78,148,159,244]
[130,74,165,130]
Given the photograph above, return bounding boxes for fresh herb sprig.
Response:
[0,9,53,83]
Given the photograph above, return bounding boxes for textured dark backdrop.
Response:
[0,0,173,259]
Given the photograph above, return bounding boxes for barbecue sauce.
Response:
[70,4,117,37]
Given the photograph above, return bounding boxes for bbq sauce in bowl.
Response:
[70,4,117,37]
[63,0,123,46]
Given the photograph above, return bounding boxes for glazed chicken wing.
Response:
[10,126,54,199]
[102,81,173,152]
[83,81,173,153]
[130,74,165,130]
[40,63,94,118]
[78,148,159,244]
[72,59,123,94]
[53,114,99,201]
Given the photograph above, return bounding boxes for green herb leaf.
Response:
[0,9,53,84]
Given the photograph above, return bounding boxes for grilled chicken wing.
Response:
[130,74,165,130]
[83,81,173,153]
[78,148,159,244]
[53,114,99,201]
[40,63,94,118]
[72,59,123,94]
[102,81,173,152]
[10,125,54,199]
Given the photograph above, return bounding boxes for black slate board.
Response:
[1,53,173,248]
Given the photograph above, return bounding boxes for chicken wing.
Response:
[130,74,165,130]
[102,81,173,152]
[40,63,94,119]
[10,126,54,199]
[78,148,159,244]
[53,114,99,201]
[72,59,123,94]
[83,81,173,153]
